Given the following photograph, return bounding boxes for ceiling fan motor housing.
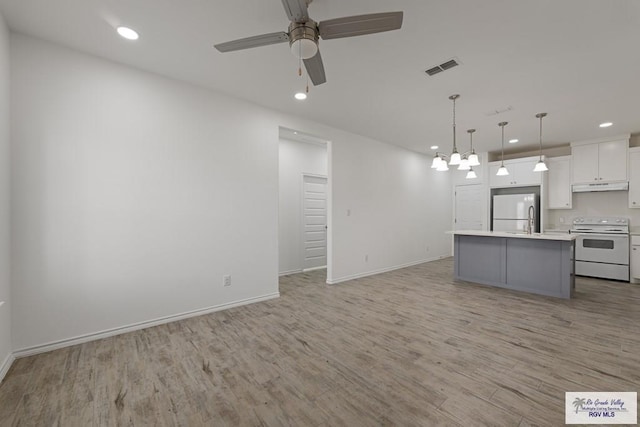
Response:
[288,20,318,59]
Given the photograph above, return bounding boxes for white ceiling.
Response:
[1,0,639,155]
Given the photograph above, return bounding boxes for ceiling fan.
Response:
[214,0,403,86]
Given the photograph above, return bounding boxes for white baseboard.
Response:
[0,352,15,384]
[13,292,280,359]
[279,269,303,276]
[302,266,327,273]
[326,255,447,285]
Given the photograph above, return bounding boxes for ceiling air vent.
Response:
[425,58,460,76]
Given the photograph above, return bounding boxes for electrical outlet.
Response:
[426,245,430,252]
[365,254,369,262]
[223,275,231,287]
[347,209,351,216]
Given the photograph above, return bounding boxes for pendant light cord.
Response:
[469,130,474,152]
[452,96,457,152]
[498,122,508,167]
[538,115,543,161]
[501,125,505,166]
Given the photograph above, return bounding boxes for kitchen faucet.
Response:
[527,205,535,234]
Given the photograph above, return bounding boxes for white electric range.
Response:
[570,217,630,281]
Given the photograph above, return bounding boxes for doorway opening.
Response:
[278,127,330,283]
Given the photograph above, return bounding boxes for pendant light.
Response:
[467,129,480,166]
[431,153,443,169]
[448,94,461,165]
[436,158,449,171]
[458,155,471,171]
[496,122,509,176]
[533,112,549,172]
[466,168,477,179]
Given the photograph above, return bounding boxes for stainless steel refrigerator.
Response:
[492,193,536,232]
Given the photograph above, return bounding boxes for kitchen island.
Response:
[452,231,576,299]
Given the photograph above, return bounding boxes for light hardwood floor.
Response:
[1,258,639,426]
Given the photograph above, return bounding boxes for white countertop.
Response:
[450,230,577,241]
[544,229,570,234]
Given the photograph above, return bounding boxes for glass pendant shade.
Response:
[436,160,449,171]
[533,160,548,172]
[468,152,480,166]
[466,168,477,179]
[449,151,461,165]
[458,157,471,171]
[496,165,509,176]
[431,156,442,169]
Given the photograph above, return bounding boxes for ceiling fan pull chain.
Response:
[306,75,309,94]
[298,43,303,76]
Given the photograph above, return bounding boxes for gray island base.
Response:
[452,231,576,299]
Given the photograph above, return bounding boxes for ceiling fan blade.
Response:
[281,0,309,23]
[318,11,403,40]
[214,32,289,53]
[303,50,326,86]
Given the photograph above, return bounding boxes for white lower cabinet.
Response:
[547,156,572,209]
[632,235,640,284]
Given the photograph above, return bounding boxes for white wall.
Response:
[0,11,12,378]
[10,35,283,351]
[278,138,327,275]
[10,34,454,351]
[546,191,640,231]
[329,136,452,283]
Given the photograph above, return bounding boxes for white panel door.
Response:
[303,175,327,270]
[455,184,484,230]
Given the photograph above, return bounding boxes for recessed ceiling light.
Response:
[509,139,518,144]
[294,92,307,100]
[599,122,613,128]
[117,26,139,40]
[430,145,439,150]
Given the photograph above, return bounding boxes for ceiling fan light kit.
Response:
[289,20,319,59]
[214,0,403,87]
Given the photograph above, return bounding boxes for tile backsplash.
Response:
[546,191,640,232]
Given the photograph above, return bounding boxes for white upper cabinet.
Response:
[547,156,572,209]
[571,143,599,183]
[571,136,628,184]
[489,157,542,188]
[629,148,640,208]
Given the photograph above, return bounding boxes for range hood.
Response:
[572,181,629,193]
